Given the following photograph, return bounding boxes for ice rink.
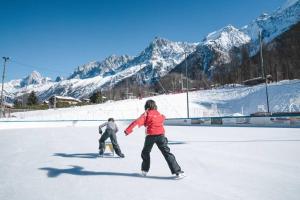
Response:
[1,123,300,200]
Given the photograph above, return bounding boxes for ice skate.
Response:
[117,153,125,158]
[99,150,104,157]
[141,170,148,176]
[175,171,185,179]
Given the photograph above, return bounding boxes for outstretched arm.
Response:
[124,113,146,135]
[99,122,108,129]
[98,122,108,134]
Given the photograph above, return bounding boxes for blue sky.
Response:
[0,0,285,81]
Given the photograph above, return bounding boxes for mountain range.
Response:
[3,0,300,102]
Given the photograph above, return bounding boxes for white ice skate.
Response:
[141,170,148,176]
[175,171,186,179]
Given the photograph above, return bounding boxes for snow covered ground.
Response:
[3,80,300,121]
[1,123,300,200]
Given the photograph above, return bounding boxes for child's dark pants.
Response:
[99,129,122,155]
[141,135,181,174]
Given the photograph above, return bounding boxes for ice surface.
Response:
[0,124,300,200]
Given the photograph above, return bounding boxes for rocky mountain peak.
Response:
[68,54,133,79]
[20,71,48,87]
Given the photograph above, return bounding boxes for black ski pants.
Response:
[141,134,181,174]
[99,129,122,155]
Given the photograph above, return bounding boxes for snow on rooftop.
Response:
[52,95,81,101]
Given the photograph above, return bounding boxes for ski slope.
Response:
[4,80,300,121]
[1,123,300,200]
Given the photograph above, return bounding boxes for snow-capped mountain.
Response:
[20,71,51,87]
[241,0,300,54]
[55,76,64,82]
[108,37,197,86]
[56,37,197,96]
[204,25,251,52]
[195,25,251,72]
[3,38,197,101]
[68,55,133,79]
[3,0,299,102]
[3,71,53,99]
[179,0,300,73]
[4,71,51,92]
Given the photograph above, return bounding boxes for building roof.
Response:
[49,95,81,102]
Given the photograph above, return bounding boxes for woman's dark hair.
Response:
[144,99,157,110]
[108,118,114,122]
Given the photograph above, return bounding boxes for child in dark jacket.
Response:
[124,100,184,177]
[99,118,125,158]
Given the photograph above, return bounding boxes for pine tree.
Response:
[90,91,102,103]
[13,99,22,108]
[27,91,38,106]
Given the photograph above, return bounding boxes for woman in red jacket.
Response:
[124,99,184,178]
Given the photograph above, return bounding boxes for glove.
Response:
[99,127,103,134]
[124,129,131,135]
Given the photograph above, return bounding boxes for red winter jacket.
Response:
[125,109,165,135]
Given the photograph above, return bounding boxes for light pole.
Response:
[185,52,190,118]
[259,30,270,113]
[1,57,9,118]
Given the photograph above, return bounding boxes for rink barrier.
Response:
[1,115,300,129]
[165,115,300,128]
